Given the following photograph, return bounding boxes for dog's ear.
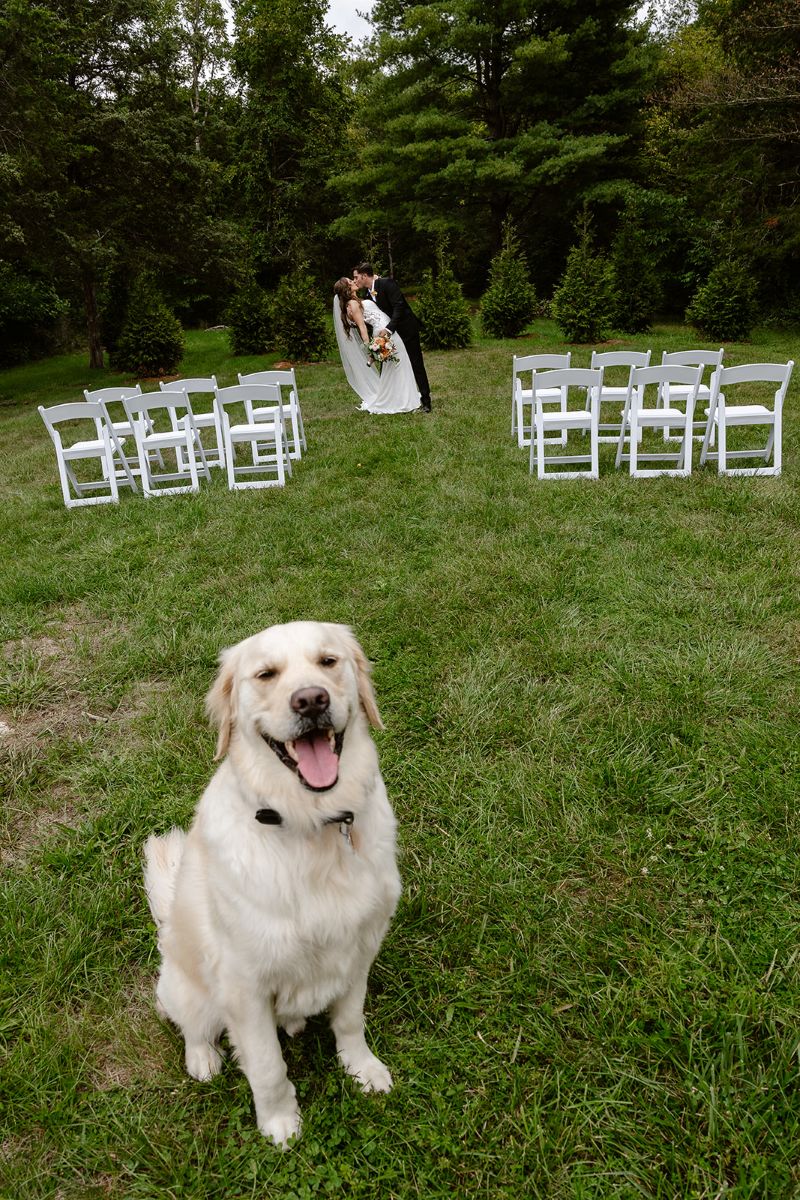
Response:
[344,629,384,730]
[205,645,239,759]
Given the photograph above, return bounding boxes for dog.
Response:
[143,621,401,1148]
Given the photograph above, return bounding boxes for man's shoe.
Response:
[421,400,432,412]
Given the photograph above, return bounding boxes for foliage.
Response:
[644,2,800,314]
[231,0,351,285]
[414,245,472,351]
[480,221,538,339]
[225,280,273,355]
[0,262,67,366]
[111,277,185,376]
[610,199,663,333]
[268,272,331,361]
[551,215,618,343]
[331,0,655,290]
[685,258,758,341]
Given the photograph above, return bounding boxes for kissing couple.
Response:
[333,263,433,415]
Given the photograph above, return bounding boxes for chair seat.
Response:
[518,388,562,403]
[228,421,280,440]
[140,430,190,450]
[636,406,685,423]
[538,410,591,429]
[704,403,774,424]
[192,412,218,428]
[249,405,281,420]
[63,438,110,458]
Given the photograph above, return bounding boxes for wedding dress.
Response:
[333,298,421,414]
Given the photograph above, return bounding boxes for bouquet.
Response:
[363,330,400,371]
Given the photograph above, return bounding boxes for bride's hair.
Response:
[334,277,359,340]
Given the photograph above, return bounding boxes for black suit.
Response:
[371,276,431,410]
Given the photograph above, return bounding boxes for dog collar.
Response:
[255,808,355,839]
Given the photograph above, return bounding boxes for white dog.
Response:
[143,622,401,1148]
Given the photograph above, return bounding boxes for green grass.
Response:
[2,319,800,1199]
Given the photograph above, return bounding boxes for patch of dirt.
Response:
[85,973,173,1091]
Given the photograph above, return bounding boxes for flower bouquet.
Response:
[363,331,400,371]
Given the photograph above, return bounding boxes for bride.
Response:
[333,278,421,414]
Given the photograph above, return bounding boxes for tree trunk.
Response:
[82,267,104,369]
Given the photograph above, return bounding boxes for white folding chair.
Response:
[700,361,794,476]
[512,353,571,447]
[122,392,210,497]
[214,385,292,490]
[160,377,224,469]
[237,368,306,460]
[38,402,125,508]
[83,384,144,486]
[586,350,652,442]
[530,367,604,480]
[615,364,703,477]
[660,349,724,441]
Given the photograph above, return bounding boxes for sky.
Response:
[326,0,375,41]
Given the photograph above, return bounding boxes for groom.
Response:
[353,262,432,412]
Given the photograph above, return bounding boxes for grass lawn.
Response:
[2,319,800,1199]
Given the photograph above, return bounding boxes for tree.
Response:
[415,243,472,350]
[551,212,618,343]
[230,0,351,286]
[641,0,800,316]
[332,0,654,291]
[480,220,538,338]
[0,0,237,367]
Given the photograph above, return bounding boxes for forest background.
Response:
[1,0,798,370]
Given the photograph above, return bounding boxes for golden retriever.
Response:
[143,622,401,1148]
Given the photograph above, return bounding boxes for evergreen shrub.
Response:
[226,281,273,355]
[111,277,184,376]
[551,216,618,343]
[0,263,67,366]
[480,221,537,338]
[269,273,330,361]
[415,245,472,350]
[685,259,757,341]
[611,203,661,333]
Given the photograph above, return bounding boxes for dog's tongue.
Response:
[294,731,339,789]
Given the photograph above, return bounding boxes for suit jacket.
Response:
[371,277,420,338]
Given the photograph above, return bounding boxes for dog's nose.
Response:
[290,686,330,718]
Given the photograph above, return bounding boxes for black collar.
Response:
[255,808,354,829]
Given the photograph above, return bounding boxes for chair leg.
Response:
[717,415,727,474]
[629,415,639,475]
[772,418,781,474]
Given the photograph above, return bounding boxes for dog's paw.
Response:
[258,1108,302,1149]
[282,1017,307,1038]
[340,1051,393,1095]
[185,1042,222,1081]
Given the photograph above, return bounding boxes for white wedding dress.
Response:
[333,298,421,414]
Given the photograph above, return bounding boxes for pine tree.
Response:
[551,215,618,344]
[415,244,472,351]
[480,221,538,339]
[685,259,757,341]
[111,277,185,377]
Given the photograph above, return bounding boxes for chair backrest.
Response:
[160,377,218,393]
[590,350,652,370]
[214,383,282,423]
[84,386,143,403]
[514,353,571,375]
[238,369,297,400]
[710,361,794,409]
[39,401,106,443]
[630,363,704,407]
[661,348,724,372]
[122,390,195,433]
[532,367,604,407]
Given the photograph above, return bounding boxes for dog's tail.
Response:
[143,829,186,930]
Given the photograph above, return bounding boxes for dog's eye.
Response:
[256,668,277,680]
[319,656,338,668]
